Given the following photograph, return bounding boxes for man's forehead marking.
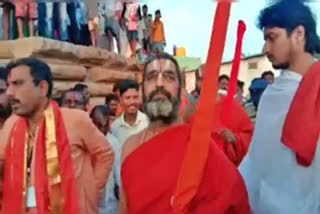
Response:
[8,65,30,81]
[149,59,172,72]
[159,59,165,73]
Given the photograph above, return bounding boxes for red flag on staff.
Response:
[219,21,249,164]
[172,1,232,213]
[222,20,247,127]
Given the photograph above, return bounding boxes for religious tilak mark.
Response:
[172,1,234,213]
[155,59,172,84]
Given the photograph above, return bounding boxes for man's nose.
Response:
[156,73,164,88]
[70,102,76,108]
[262,42,269,55]
[6,85,15,98]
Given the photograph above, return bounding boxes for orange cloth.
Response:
[115,103,123,117]
[282,61,320,167]
[0,107,114,214]
[188,97,253,166]
[0,126,4,211]
[152,20,165,43]
[122,124,250,214]
[2,101,79,214]
[179,91,191,116]
[212,96,254,166]
[14,0,38,19]
[86,104,93,115]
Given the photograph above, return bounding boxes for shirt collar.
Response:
[120,110,143,128]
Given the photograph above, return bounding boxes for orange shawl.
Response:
[2,101,79,214]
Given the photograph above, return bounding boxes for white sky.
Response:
[144,0,320,62]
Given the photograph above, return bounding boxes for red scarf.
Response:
[282,61,320,167]
[2,101,79,214]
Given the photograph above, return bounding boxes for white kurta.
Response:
[239,70,320,214]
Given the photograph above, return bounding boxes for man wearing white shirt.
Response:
[98,133,121,214]
[239,1,320,214]
[111,79,149,145]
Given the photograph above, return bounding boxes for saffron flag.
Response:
[172,1,232,213]
[222,20,247,126]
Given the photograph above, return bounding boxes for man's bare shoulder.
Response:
[122,128,147,162]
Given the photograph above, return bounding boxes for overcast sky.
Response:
[142,0,320,62]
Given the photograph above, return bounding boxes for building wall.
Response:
[220,55,280,96]
[185,70,197,93]
[184,55,280,96]
[0,37,141,106]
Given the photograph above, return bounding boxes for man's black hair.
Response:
[105,93,119,105]
[219,74,230,83]
[142,4,148,9]
[113,81,122,93]
[0,67,8,81]
[238,80,245,90]
[6,57,53,98]
[62,88,86,104]
[137,6,142,20]
[121,2,127,20]
[155,9,161,15]
[90,105,110,118]
[73,83,88,92]
[258,0,320,54]
[261,70,275,79]
[118,79,139,96]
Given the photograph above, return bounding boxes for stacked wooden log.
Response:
[0,37,141,105]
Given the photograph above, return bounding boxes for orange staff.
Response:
[172,1,232,213]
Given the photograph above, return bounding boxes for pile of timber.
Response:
[0,37,142,105]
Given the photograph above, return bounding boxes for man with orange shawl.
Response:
[0,58,114,214]
[191,65,254,166]
[119,53,250,214]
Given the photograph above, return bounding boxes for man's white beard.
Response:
[146,99,174,119]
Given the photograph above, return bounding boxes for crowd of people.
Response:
[0,0,319,213]
[0,0,167,59]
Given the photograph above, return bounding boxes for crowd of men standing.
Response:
[0,0,167,59]
[0,0,320,213]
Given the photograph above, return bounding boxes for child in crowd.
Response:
[14,0,38,38]
[0,1,14,40]
[125,1,139,57]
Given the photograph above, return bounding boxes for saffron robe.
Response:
[213,96,254,166]
[122,124,250,214]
